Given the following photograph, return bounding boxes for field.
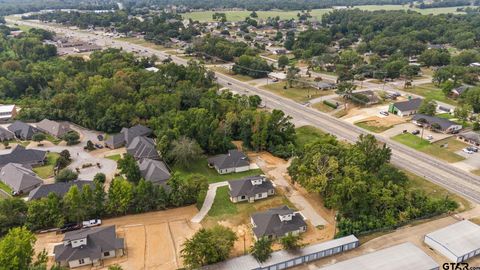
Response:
[392,134,466,163]
[33,152,60,179]
[182,5,467,22]
[401,83,458,106]
[295,125,326,148]
[173,157,263,184]
[262,82,334,103]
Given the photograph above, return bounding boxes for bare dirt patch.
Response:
[357,116,406,127]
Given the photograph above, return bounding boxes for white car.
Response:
[463,148,474,154]
[427,135,433,140]
[82,219,102,228]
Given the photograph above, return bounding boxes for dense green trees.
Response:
[181,225,237,268]
[187,35,256,62]
[250,237,273,262]
[0,227,36,270]
[232,55,272,78]
[171,136,203,167]
[288,134,457,236]
[117,154,142,183]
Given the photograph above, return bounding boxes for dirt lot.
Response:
[355,115,406,127]
[35,206,201,270]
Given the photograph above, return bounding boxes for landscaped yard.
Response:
[392,134,465,163]
[174,157,263,184]
[401,83,458,106]
[45,134,62,145]
[262,82,334,103]
[33,152,60,179]
[204,186,295,225]
[106,154,121,162]
[355,120,393,133]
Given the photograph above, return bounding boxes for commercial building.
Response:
[424,220,480,263]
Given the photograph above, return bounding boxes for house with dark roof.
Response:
[228,175,274,203]
[451,85,471,98]
[0,163,42,195]
[457,131,480,147]
[36,119,72,138]
[126,136,160,160]
[28,180,94,200]
[0,145,47,168]
[0,126,14,141]
[8,121,39,140]
[412,114,463,134]
[352,90,380,105]
[138,158,171,185]
[207,149,250,174]
[105,124,152,149]
[251,206,307,240]
[388,98,423,117]
[54,225,124,268]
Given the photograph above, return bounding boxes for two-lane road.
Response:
[9,17,480,204]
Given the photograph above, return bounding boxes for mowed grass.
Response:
[355,120,393,133]
[174,157,263,184]
[0,181,12,196]
[33,152,60,179]
[204,186,295,225]
[116,37,167,51]
[262,82,334,103]
[404,170,471,211]
[211,66,255,82]
[312,102,335,113]
[105,154,121,161]
[45,134,62,145]
[295,125,326,148]
[392,134,465,163]
[402,83,458,106]
[182,5,466,22]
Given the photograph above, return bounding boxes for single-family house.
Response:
[0,163,42,195]
[0,105,17,121]
[54,226,124,268]
[207,149,250,174]
[228,175,275,203]
[352,90,380,105]
[36,119,72,138]
[138,158,171,185]
[105,124,152,149]
[104,134,126,149]
[251,206,307,240]
[451,85,471,98]
[0,145,47,168]
[8,121,39,140]
[457,131,480,147]
[412,114,462,133]
[314,81,336,90]
[28,180,94,200]
[126,136,160,160]
[388,98,423,117]
[0,126,15,141]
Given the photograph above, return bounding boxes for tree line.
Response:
[288,134,458,236]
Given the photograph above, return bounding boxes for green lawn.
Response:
[392,134,465,163]
[106,154,121,162]
[262,82,334,103]
[402,83,458,106]
[211,66,255,82]
[295,125,326,148]
[33,152,60,179]
[116,37,167,51]
[182,5,466,22]
[312,102,335,113]
[174,157,263,184]
[355,121,393,133]
[0,181,12,196]
[208,186,238,217]
[45,134,62,145]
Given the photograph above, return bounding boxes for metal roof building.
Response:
[424,220,480,263]
[202,235,359,270]
[319,242,439,270]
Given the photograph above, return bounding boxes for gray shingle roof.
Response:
[126,136,160,160]
[0,126,14,141]
[452,85,471,95]
[393,98,423,112]
[458,131,480,144]
[105,133,126,149]
[28,180,94,200]
[0,163,42,194]
[121,124,152,145]
[8,121,38,140]
[251,206,307,238]
[36,119,72,138]
[207,150,249,170]
[0,145,47,168]
[138,158,171,185]
[228,175,274,198]
[412,114,460,131]
[54,225,124,262]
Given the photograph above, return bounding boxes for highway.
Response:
[9,17,480,204]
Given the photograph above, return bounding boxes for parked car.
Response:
[427,135,433,140]
[58,223,82,234]
[412,130,420,135]
[466,146,478,152]
[95,144,104,149]
[272,78,279,82]
[82,219,102,228]
[379,111,389,116]
[463,148,474,154]
[97,134,104,141]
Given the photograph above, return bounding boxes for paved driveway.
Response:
[191,181,229,223]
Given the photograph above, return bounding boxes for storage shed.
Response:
[424,220,480,263]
